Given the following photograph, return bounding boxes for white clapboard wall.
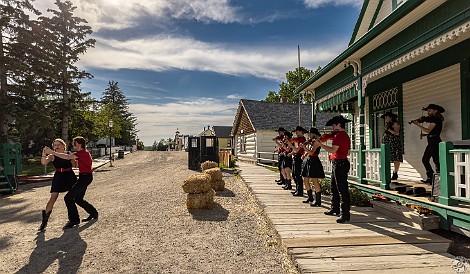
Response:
[402,63,462,180]
[236,133,257,163]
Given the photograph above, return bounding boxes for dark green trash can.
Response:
[118,149,124,159]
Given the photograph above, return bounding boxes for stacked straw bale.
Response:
[204,167,225,191]
[182,173,215,209]
[201,161,217,171]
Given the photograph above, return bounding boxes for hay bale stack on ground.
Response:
[182,173,212,194]
[204,167,225,191]
[182,173,215,209]
[201,161,217,171]
[186,189,216,209]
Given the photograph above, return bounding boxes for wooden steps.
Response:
[237,162,456,274]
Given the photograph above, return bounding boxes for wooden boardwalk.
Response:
[237,162,456,273]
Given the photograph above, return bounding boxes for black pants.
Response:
[278,154,285,180]
[422,139,440,179]
[292,154,303,193]
[64,173,98,222]
[331,159,350,217]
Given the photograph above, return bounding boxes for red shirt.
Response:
[74,149,93,173]
[291,136,306,155]
[330,131,350,160]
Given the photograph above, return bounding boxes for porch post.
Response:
[438,141,458,206]
[357,77,366,184]
[380,144,391,190]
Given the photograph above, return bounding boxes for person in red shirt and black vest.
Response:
[44,136,99,229]
[300,127,325,206]
[273,127,287,185]
[287,126,307,197]
[314,116,352,223]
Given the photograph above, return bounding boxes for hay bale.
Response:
[186,189,215,209]
[182,173,212,194]
[204,167,223,182]
[211,179,225,191]
[201,161,217,171]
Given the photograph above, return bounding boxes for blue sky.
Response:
[35,0,362,145]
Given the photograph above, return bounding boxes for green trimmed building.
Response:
[295,0,470,234]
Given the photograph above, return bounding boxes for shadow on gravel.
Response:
[215,188,236,197]
[188,202,229,222]
[0,198,39,225]
[16,221,95,274]
[16,180,51,192]
[94,169,111,173]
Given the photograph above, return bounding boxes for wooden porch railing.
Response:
[439,141,470,205]
[257,152,278,167]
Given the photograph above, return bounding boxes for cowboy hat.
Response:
[292,126,308,133]
[275,127,286,132]
[422,104,445,113]
[381,112,398,119]
[307,127,321,136]
[325,115,352,126]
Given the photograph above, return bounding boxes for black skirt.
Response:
[51,171,77,193]
[301,156,325,179]
[282,155,293,169]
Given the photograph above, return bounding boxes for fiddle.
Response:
[318,131,338,142]
[408,113,444,124]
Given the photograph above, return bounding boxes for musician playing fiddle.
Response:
[411,104,445,184]
[381,112,403,180]
[280,132,294,190]
[299,127,325,206]
[314,115,351,223]
[273,127,287,185]
[287,126,307,197]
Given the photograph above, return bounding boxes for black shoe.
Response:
[391,172,398,180]
[82,214,98,222]
[420,179,432,185]
[292,192,303,197]
[275,179,281,183]
[277,181,285,185]
[63,221,80,229]
[324,210,340,216]
[303,190,314,203]
[336,215,350,223]
[38,210,51,231]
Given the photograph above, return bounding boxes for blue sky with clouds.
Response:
[35,0,362,145]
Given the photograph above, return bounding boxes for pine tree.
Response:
[39,0,95,142]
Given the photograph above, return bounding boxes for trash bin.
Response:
[118,149,124,159]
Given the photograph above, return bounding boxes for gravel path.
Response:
[0,151,299,273]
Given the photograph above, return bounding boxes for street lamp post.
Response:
[109,118,113,167]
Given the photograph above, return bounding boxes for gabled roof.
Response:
[213,126,232,138]
[349,0,382,46]
[231,99,313,135]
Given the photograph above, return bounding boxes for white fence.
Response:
[450,149,470,200]
[364,149,382,183]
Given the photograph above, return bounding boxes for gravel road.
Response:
[0,151,298,273]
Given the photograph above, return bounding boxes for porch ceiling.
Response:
[300,0,446,94]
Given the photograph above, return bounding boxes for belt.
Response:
[56,167,72,172]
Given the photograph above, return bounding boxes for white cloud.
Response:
[34,0,241,30]
[79,35,342,81]
[129,98,238,145]
[303,0,363,8]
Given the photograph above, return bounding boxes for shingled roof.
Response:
[232,99,324,135]
[213,126,232,138]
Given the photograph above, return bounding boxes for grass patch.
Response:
[20,157,55,176]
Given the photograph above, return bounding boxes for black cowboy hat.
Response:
[325,115,352,126]
[275,127,286,132]
[405,186,429,197]
[422,103,445,113]
[284,131,293,138]
[292,126,308,133]
[307,127,321,136]
[380,112,398,119]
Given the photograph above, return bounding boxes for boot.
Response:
[324,209,340,216]
[282,180,292,190]
[38,210,51,231]
[277,179,285,185]
[310,192,322,207]
[391,172,398,180]
[336,214,350,223]
[293,184,303,196]
[303,189,313,203]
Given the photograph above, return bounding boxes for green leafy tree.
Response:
[39,0,95,142]
[265,66,321,103]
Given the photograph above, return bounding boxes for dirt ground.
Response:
[0,151,299,273]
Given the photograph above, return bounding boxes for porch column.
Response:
[357,77,366,184]
[380,144,391,190]
[438,141,458,206]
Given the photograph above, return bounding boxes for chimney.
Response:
[280,97,287,103]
